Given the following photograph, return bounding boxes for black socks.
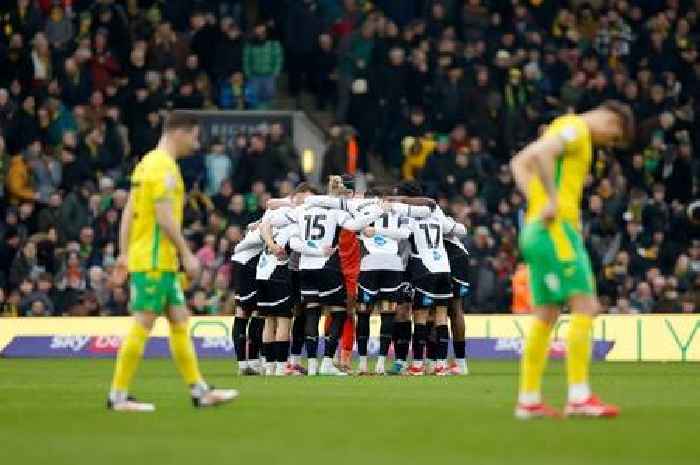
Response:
[356,313,370,356]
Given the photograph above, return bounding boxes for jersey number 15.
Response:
[304,214,326,240]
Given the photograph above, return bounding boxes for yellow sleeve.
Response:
[544,117,587,159]
[146,160,177,201]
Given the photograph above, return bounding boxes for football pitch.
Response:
[1,360,698,465]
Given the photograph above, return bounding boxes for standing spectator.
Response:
[286,0,323,104]
[243,23,283,109]
[336,20,375,120]
[204,139,233,196]
[321,123,350,181]
[187,10,219,77]
[213,17,244,83]
[234,133,284,192]
[268,123,298,180]
[313,33,337,110]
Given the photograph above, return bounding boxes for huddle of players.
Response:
[230,177,471,376]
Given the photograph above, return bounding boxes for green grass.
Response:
[0,360,698,464]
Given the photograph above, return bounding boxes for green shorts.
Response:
[519,220,595,307]
[129,271,186,314]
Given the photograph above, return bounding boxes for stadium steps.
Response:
[272,74,397,185]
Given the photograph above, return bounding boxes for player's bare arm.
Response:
[511,135,564,222]
[260,220,286,259]
[154,199,200,279]
[114,192,133,285]
[267,198,294,210]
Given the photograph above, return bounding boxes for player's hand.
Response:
[182,252,202,281]
[111,254,128,286]
[269,243,287,259]
[540,199,558,223]
[363,227,375,237]
[322,246,337,257]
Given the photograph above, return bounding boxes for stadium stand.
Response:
[0,0,698,316]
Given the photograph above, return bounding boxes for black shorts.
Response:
[232,261,258,311]
[300,269,347,307]
[256,273,294,318]
[445,242,471,299]
[412,272,453,309]
[358,270,404,305]
[289,270,301,307]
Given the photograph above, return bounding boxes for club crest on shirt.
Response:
[164,174,176,191]
[373,235,386,246]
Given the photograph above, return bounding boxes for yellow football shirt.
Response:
[127,148,185,272]
[525,114,592,230]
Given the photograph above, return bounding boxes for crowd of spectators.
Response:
[0,0,698,316]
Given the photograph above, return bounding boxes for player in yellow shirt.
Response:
[510,101,634,419]
[107,112,238,412]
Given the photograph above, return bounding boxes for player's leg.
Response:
[390,287,413,376]
[300,269,322,375]
[262,316,277,376]
[275,316,291,376]
[232,307,255,375]
[355,303,372,374]
[409,308,428,375]
[356,271,378,374]
[108,310,156,412]
[289,304,307,373]
[318,271,349,376]
[561,221,618,417]
[304,304,322,375]
[425,312,436,374]
[376,300,395,375]
[320,306,348,375]
[339,298,356,371]
[515,220,565,419]
[433,304,450,375]
[515,304,560,419]
[564,299,619,415]
[108,271,162,412]
[234,262,262,373]
[248,311,265,373]
[167,304,239,407]
[448,297,468,375]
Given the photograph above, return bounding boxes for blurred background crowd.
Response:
[0,0,698,317]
